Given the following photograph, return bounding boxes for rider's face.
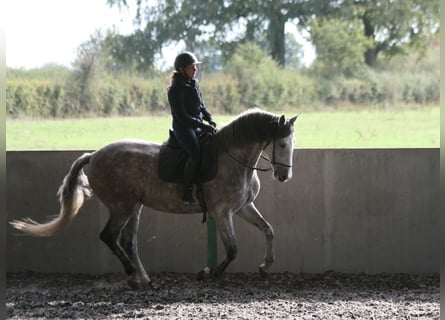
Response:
[183,64,197,79]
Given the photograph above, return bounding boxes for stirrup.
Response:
[183,187,195,204]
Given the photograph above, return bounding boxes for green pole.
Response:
[207,217,217,268]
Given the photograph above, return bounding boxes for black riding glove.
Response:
[201,123,217,134]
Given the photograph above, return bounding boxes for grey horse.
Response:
[11,108,299,289]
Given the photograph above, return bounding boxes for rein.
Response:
[223,149,272,172]
[223,140,292,172]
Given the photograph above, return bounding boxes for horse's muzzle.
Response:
[274,169,292,182]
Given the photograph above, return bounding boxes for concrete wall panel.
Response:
[6,149,439,274]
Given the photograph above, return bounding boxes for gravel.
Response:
[7,271,439,319]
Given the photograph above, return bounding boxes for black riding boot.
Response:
[183,160,198,204]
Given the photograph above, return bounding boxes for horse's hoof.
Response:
[258,265,269,278]
[128,278,152,290]
[197,267,211,281]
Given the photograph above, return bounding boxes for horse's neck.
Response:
[224,142,265,170]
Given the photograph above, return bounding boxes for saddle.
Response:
[158,129,218,184]
[158,130,218,223]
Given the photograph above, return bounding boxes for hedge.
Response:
[6,63,439,118]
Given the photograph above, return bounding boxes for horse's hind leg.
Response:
[119,204,151,289]
[100,203,149,289]
[236,203,275,276]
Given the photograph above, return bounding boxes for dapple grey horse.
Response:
[11,108,299,289]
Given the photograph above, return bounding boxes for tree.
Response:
[310,0,440,68]
[310,18,372,78]
[107,0,439,70]
[107,0,310,67]
[102,29,158,73]
[66,31,106,114]
[356,0,439,67]
[285,32,304,71]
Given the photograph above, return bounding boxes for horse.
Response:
[10,108,299,289]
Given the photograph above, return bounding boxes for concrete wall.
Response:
[6,149,439,274]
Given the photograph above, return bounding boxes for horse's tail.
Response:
[10,152,93,237]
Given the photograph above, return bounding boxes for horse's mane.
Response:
[215,108,293,148]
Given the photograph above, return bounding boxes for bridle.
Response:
[268,138,293,169]
[223,139,293,172]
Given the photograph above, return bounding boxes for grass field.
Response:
[6,107,439,150]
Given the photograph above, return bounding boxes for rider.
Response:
[167,51,217,204]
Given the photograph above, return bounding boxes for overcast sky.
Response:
[5,0,134,69]
[5,0,314,70]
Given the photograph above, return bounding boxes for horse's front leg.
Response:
[198,210,237,280]
[236,202,275,276]
[119,204,151,289]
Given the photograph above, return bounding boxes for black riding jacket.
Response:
[168,73,213,130]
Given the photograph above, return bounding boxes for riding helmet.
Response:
[174,52,201,71]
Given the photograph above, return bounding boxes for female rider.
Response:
[167,52,217,204]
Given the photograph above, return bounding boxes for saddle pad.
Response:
[158,132,218,184]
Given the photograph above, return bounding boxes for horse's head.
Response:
[265,114,299,182]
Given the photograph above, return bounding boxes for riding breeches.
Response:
[172,126,202,186]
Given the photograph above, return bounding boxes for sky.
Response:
[5,0,135,69]
[5,0,314,70]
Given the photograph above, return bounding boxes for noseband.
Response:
[266,139,293,169]
[224,140,292,172]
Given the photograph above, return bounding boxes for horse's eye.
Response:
[279,142,287,148]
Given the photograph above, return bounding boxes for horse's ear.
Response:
[289,113,300,125]
[279,115,286,127]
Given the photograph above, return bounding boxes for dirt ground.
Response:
[6,271,439,319]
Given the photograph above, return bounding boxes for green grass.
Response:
[293,107,439,148]
[6,107,439,150]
